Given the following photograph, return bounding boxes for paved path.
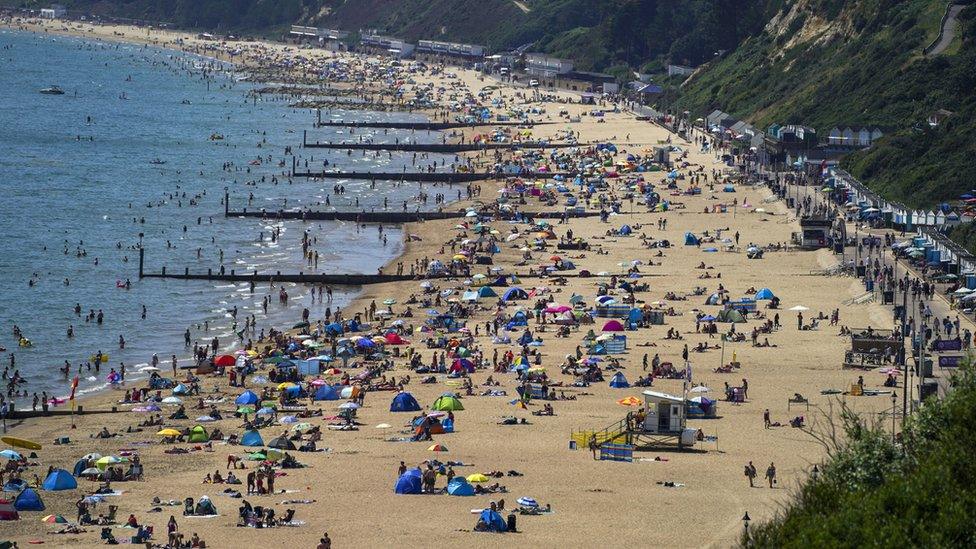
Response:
[927,3,965,56]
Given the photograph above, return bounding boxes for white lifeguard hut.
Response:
[640,390,698,447]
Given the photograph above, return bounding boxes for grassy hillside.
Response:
[674,0,976,208]
[744,364,976,547]
[1,0,780,72]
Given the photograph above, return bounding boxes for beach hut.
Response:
[313,384,340,401]
[0,499,18,521]
[684,232,700,246]
[13,488,44,512]
[478,508,508,532]
[432,395,464,411]
[447,477,475,496]
[609,372,630,388]
[235,390,260,406]
[41,470,77,491]
[754,288,775,300]
[390,392,422,412]
[394,468,422,494]
[240,430,264,447]
[187,425,209,443]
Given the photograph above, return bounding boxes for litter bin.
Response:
[920,380,939,401]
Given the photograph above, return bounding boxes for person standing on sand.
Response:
[797,312,803,330]
[763,408,771,429]
[172,355,178,377]
[765,462,777,488]
[317,533,332,549]
[744,461,757,487]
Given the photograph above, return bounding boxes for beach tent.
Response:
[754,288,775,300]
[240,430,264,447]
[385,333,408,345]
[42,470,77,491]
[72,458,89,477]
[619,224,633,235]
[609,372,630,388]
[394,468,422,494]
[502,287,528,301]
[390,392,422,412]
[432,395,464,411]
[13,488,44,512]
[602,320,625,332]
[313,384,340,401]
[235,390,260,406]
[684,232,700,246]
[172,383,190,395]
[705,293,721,305]
[187,425,209,443]
[268,436,296,450]
[0,499,18,521]
[447,477,475,496]
[718,308,746,323]
[478,508,508,532]
[627,308,643,329]
[477,286,498,298]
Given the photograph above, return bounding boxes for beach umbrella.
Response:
[427,444,449,452]
[41,514,69,524]
[292,422,313,432]
[788,305,809,311]
[616,396,642,407]
[214,355,236,367]
[338,402,360,410]
[156,429,180,437]
[0,450,21,461]
[690,386,710,394]
[466,473,489,483]
[383,299,396,305]
[95,456,124,470]
[237,406,255,414]
[79,468,101,478]
[516,496,539,508]
[161,396,182,405]
[279,415,298,424]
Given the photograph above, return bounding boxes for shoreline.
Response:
[0,15,900,549]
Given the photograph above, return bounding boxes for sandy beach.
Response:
[0,16,903,549]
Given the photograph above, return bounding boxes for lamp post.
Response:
[890,390,898,444]
[742,511,751,542]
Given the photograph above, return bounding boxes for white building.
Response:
[40,4,66,18]
[416,40,484,60]
[525,53,573,77]
[360,33,415,58]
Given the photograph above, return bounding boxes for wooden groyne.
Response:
[302,131,581,153]
[137,250,623,286]
[314,110,548,130]
[289,159,568,182]
[224,207,599,223]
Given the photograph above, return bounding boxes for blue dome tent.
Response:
[478,508,508,531]
[390,392,422,412]
[609,372,630,388]
[502,287,528,301]
[313,384,340,401]
[684,232,700,246]
[477,286,498,298]
[42,469,77,491]
[240,430,264,447]
[755,288,775,300]
[235,390,260,406]
[394,468,422,494]
[619,224,632,235]
[447,477,475,496]
[13,488,44,511]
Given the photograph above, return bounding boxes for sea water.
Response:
[0,30,453,405]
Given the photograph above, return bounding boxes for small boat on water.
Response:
[40,85,64,95]
[149,158,167,165]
